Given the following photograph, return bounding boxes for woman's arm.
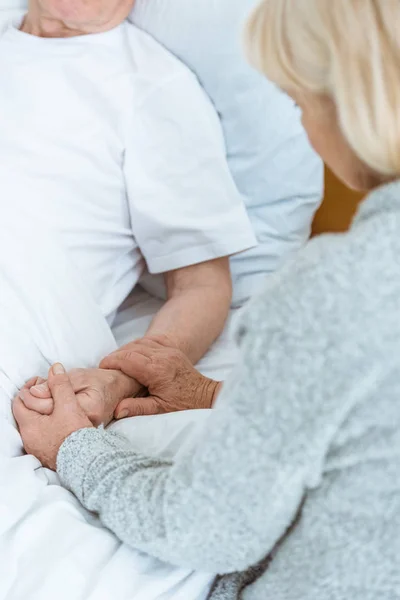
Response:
[57,233,375,573]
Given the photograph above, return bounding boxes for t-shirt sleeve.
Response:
[123,73,257,274]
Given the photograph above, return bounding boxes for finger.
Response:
[23,376,46,390]
[100,352,153,386]
[114,396,161,419]
[29,380,51,399]
[103,339,146,356]
[19,387,54,415]
[67,368,85,387]
[47,364,78,411]
[24,377,39,389]
[12,395,38,427]
[100,343,154,365]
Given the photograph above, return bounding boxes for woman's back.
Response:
[210,179,400,599]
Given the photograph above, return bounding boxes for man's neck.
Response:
[20,3,124,38]
[21,13,86,38]
[21,1,83,38]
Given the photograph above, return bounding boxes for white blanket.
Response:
[0,215,240,600]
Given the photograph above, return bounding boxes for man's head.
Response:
[25,0,135,36]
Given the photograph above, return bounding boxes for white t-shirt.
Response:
[0,18,256,319]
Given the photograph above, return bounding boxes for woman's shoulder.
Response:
[238,180,400,345]
[353,179,400,226]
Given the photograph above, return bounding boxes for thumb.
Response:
[100,352,152,387]
[47,364,78,411]
[114,396,160,419]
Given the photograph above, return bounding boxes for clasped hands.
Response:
[13,336,220,470]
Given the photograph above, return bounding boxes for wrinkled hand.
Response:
[100,336,221,419]
[13,364,93,470]
[19,368,143,426]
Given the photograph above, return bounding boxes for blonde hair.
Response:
[245,0,400,178]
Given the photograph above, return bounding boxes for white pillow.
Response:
[131,0,323,305]
[0,1,24,7]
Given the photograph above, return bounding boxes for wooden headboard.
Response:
[312,167,364,235]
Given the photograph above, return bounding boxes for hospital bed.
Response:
[0,2,323,599]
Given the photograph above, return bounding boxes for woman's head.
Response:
[246,0,400,191]
[27,0,135,34]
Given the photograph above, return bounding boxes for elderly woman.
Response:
[14,1,400,598]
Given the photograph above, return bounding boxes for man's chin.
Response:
[36,0,134,34]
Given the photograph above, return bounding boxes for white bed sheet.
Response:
[1,287,242,600]
[0,12,243,596]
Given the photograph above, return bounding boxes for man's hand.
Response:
[19,368,143,426]
[13,364,93,471]
[100,336,222,419]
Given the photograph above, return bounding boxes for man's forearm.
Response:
[145,285,230,364]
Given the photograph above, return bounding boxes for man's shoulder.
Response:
[121,21,195,89]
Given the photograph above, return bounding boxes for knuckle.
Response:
[151,400,161,415]
[115,350,132,362]
[162,348,184,371]
[104,370,117,386]
[68,368,82,377]
[52,374,71,388]
[147,356,160,376]
[135,404,145,416]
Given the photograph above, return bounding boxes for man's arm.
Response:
[144,257,232,363]
[123,69,256,352]
[98,257,231,418]
[27,258,232,419]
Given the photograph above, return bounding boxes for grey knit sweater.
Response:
[57,180,400,600]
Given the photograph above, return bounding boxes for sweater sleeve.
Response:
[57,230,383,574]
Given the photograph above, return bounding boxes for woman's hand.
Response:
[19,368,143,426]
[13,364,93,471]
[100,336,222,419]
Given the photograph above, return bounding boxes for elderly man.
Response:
[2,0,259,425]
